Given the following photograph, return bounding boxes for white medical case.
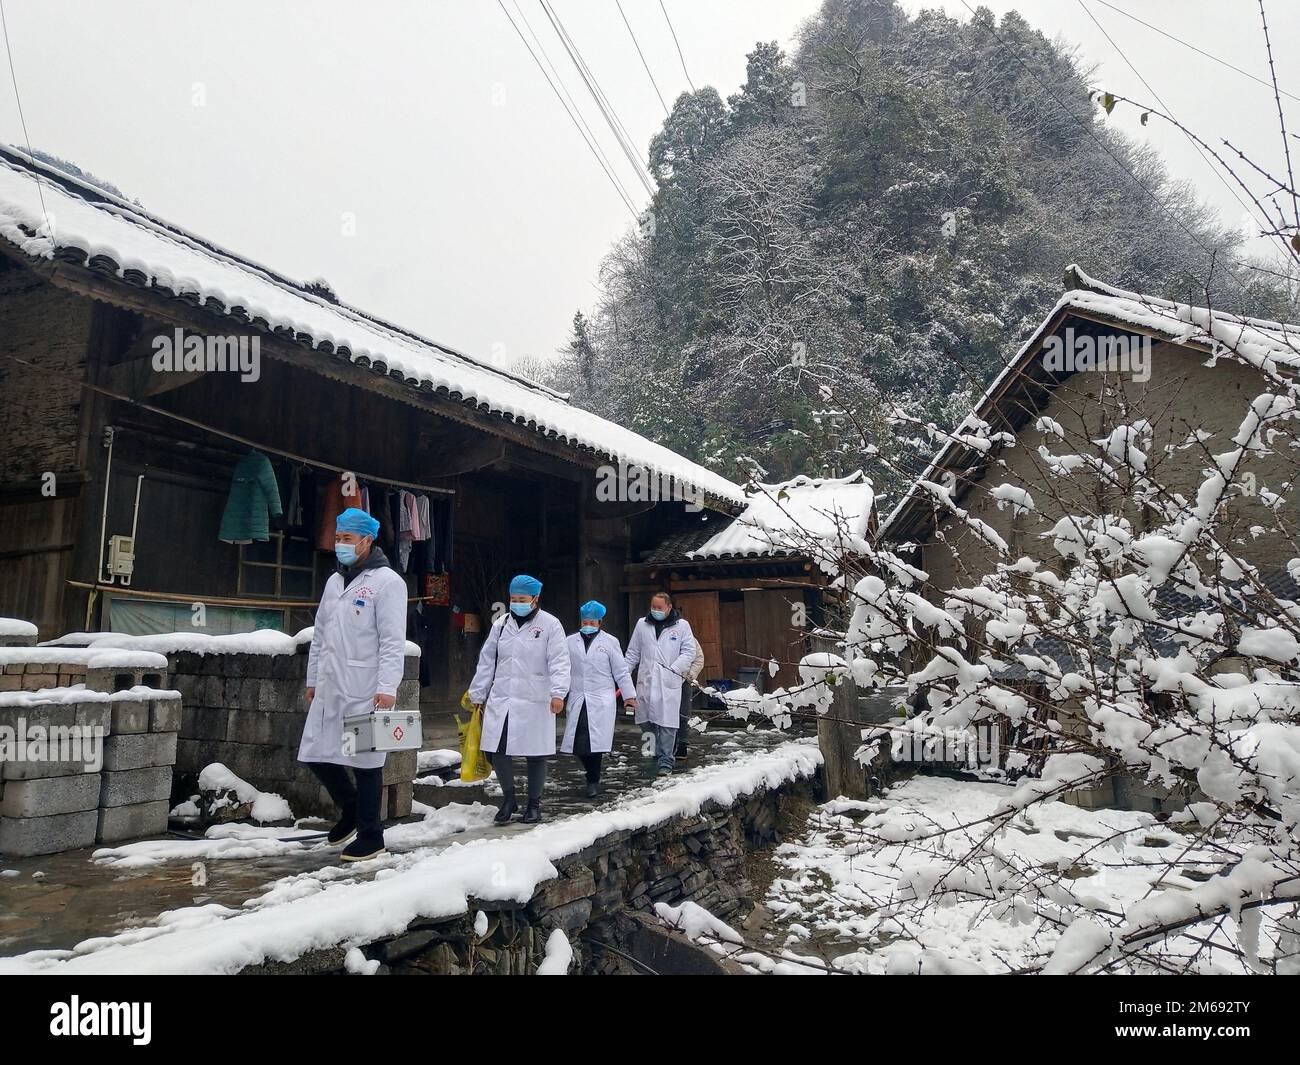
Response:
[343,710,423,753]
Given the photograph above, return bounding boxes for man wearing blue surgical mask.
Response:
[300,507,406,862]
[626,590,698,775]
[561,601,637,798]
[467,574,570,823]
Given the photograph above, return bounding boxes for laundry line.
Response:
[1,347,457,497]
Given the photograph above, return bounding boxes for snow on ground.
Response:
[417,748,462,773]
[536,929,573,974]
[0,740,820,975]
[763,775,1277,974]
[198,763,293,824]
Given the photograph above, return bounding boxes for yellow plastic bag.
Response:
[456,691,491,782]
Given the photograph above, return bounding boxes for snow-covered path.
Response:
[0,738,820,975]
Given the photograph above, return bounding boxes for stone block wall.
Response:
[170,647,420,819]
[240,772,820,975]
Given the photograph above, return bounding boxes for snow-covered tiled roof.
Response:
[0,147,745,508]
[688,471,874,564]
[880,266,1300,540]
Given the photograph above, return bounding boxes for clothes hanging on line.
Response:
[219,450,283,544]
[316,473,365,551]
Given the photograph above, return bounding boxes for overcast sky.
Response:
[1,1,1295,370]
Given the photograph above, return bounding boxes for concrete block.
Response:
[96,799,171,844]
[100,765,173,807]
[0,771,101,817]
[149,698,182,733]
[182,705,228,741]
[103,732,178,772]
[226,709,273,746]
[108,698,150,735]
[383,749,417,786]
[0,809,97,856]
[75,702,112,732]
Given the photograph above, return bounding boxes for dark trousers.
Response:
[572,702,603,783]
[676,684,692,756]
[307,761,384,838]
[490,716,547,805]
[489,752,547,805]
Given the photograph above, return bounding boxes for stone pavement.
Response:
[0,715,798,959]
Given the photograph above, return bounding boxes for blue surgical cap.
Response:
[336,507,379,539]
[579,600,606,620]
[509,574,543,596]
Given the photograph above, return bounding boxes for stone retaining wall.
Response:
[240,770,820,975]
[170,648,419,819]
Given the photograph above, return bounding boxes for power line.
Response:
[0,0,50,237]
[1093,0,1300,104]
[538,0,657,199]
[495,0,639,219]
[616,0,669,117]
[658,0,696,95]
[1077,0,1268,239]
[510,0,637,212]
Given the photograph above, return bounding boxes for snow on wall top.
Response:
[0,149,744,508]
[0,617,37,638]
[880,265,1300,539]
[688,471,874,562]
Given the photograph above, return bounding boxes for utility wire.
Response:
[0,0,50,236]
[495,0,639,219]
[1094,0,1299,104]
[658,0,696,94]
[1076,0,1268,239]
[538,0,656,199]
[616,0,669,117]
[511,0,637,212]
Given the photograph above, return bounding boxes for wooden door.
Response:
[674,591,721,677]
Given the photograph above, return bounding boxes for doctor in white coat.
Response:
[626,590,698,775]
[300,507,408,862]
[468,574,570,824]
[561,599,637,798]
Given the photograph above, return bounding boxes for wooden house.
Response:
[0,147,744,713]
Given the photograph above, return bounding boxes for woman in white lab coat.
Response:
[626,590,698,775]
[561,600,636,798]
[300,507,408,862]
[468,574,570,824]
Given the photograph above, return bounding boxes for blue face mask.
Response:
[335,543,358,566]
[650,608,668,621]
[580,624,599,635]
[510,601,534,617]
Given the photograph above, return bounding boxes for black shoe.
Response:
[326,811,357,847]
[523,802,542,824]
[340,833,386,862]
[585,781,599,799]
[493,801,517,825]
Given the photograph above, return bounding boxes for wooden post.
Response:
[812,637,869,801]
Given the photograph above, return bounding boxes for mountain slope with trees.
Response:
[546,0,1296,494]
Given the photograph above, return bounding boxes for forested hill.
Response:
[543,0,1296,495]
